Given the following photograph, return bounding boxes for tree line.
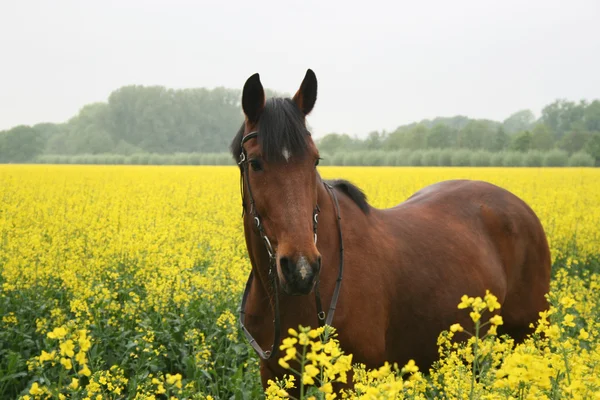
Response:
[317,101,600,165]
[0,85,599,166]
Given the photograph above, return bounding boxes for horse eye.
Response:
[315,158,321,167]
[250,159,262,172]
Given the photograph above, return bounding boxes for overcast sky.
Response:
[1,0,599,138]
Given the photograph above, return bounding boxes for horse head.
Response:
[232,69,322,296]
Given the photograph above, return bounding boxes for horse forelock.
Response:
[230,98,311,163]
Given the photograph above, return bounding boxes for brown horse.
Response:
[230,69,551,390]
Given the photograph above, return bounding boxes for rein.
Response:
[237,131,345,360]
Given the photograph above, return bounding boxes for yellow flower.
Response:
[79,364,92,376]
[484,290,502,311]
[403,359,419,373]
[280,337,298,350]
[285,375,296,389]
[278,358,290,369]
[69,377,80,390]
[60,340,75,357]
[39,350,56,363]
[298,332,309,346]
[60,357,72,370]
[319,382,333,393]
[563,314,576,327]
[458,295,473,309]
[75,350,87,365]
[302,364,320,385]
[166,373,182,388]
[470,311,481,322]
[450,323,463,332]
[156,383,166,394]
[29,382,45,395]
[489,315,504,325]
[578,328,590,340]
[47,326,67,339]
[287,328,298,337]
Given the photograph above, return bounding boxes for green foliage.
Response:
[0,125,45,163]
[470,150,492,167]
[509,131,532,152]
[502,152,525,167]
[438,149,454,166]
[544,149,569,167]
[1,90,599,166]
[568,151,595,167]
[524,150,544,167]
[585,132,600,166]
[421,149,441,166]
[541,99,587,140]
[530,124,555,151]
[451,149,472,166]
[502,110,535,134]
[490,152,505,166]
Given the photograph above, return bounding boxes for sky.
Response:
[1,0,599,138]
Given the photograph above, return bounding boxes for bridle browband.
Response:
[237,130,345,360]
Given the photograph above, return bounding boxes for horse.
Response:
[230,69,551,391]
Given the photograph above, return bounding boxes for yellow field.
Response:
[0,165,599,399]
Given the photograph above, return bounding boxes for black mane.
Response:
[230,98,310,163]
[326,179,370,214]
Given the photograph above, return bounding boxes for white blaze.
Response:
[298,255,310,279]
[282,147,290,162]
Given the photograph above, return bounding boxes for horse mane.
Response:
[326,179,370,214]
[230,98,310,163]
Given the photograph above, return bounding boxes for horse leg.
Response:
[500,245,551,343]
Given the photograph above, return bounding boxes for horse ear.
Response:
[293,69,318,115]
[242,73,265,123]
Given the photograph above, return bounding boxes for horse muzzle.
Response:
[278,254,321,296]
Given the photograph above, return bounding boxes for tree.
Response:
[559,130,591,154]
[509,131,532,152]
[458,120,496,150]
[585,132,600,166]
[426,124,456,148]
[540,99,587,140]
[584,100,600,132]
[0,125,45,162]
[317,133,359,153]
[364,131,384,150]
[488,126,509,152]
[530,123,555,150]
[503,110,535,134]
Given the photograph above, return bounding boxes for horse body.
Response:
[232,69,551,390]
[244,178,551,385]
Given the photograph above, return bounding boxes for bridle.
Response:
[237,130,345,360]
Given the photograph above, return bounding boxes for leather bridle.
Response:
[237,130,345,360]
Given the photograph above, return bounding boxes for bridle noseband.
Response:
[237,131,345,360]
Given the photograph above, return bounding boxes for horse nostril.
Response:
[279,256,291,275]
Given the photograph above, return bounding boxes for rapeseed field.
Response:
[0,166,598,399]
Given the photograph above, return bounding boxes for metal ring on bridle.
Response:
[254,216,260,228]
[263,236,274,258]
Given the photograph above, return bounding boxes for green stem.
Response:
[469,320,480,400]
[299,343,308,399]
[562,347,571,386]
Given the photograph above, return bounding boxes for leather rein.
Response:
[237,131,345,360]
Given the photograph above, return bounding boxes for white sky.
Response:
[1,0,599,138]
